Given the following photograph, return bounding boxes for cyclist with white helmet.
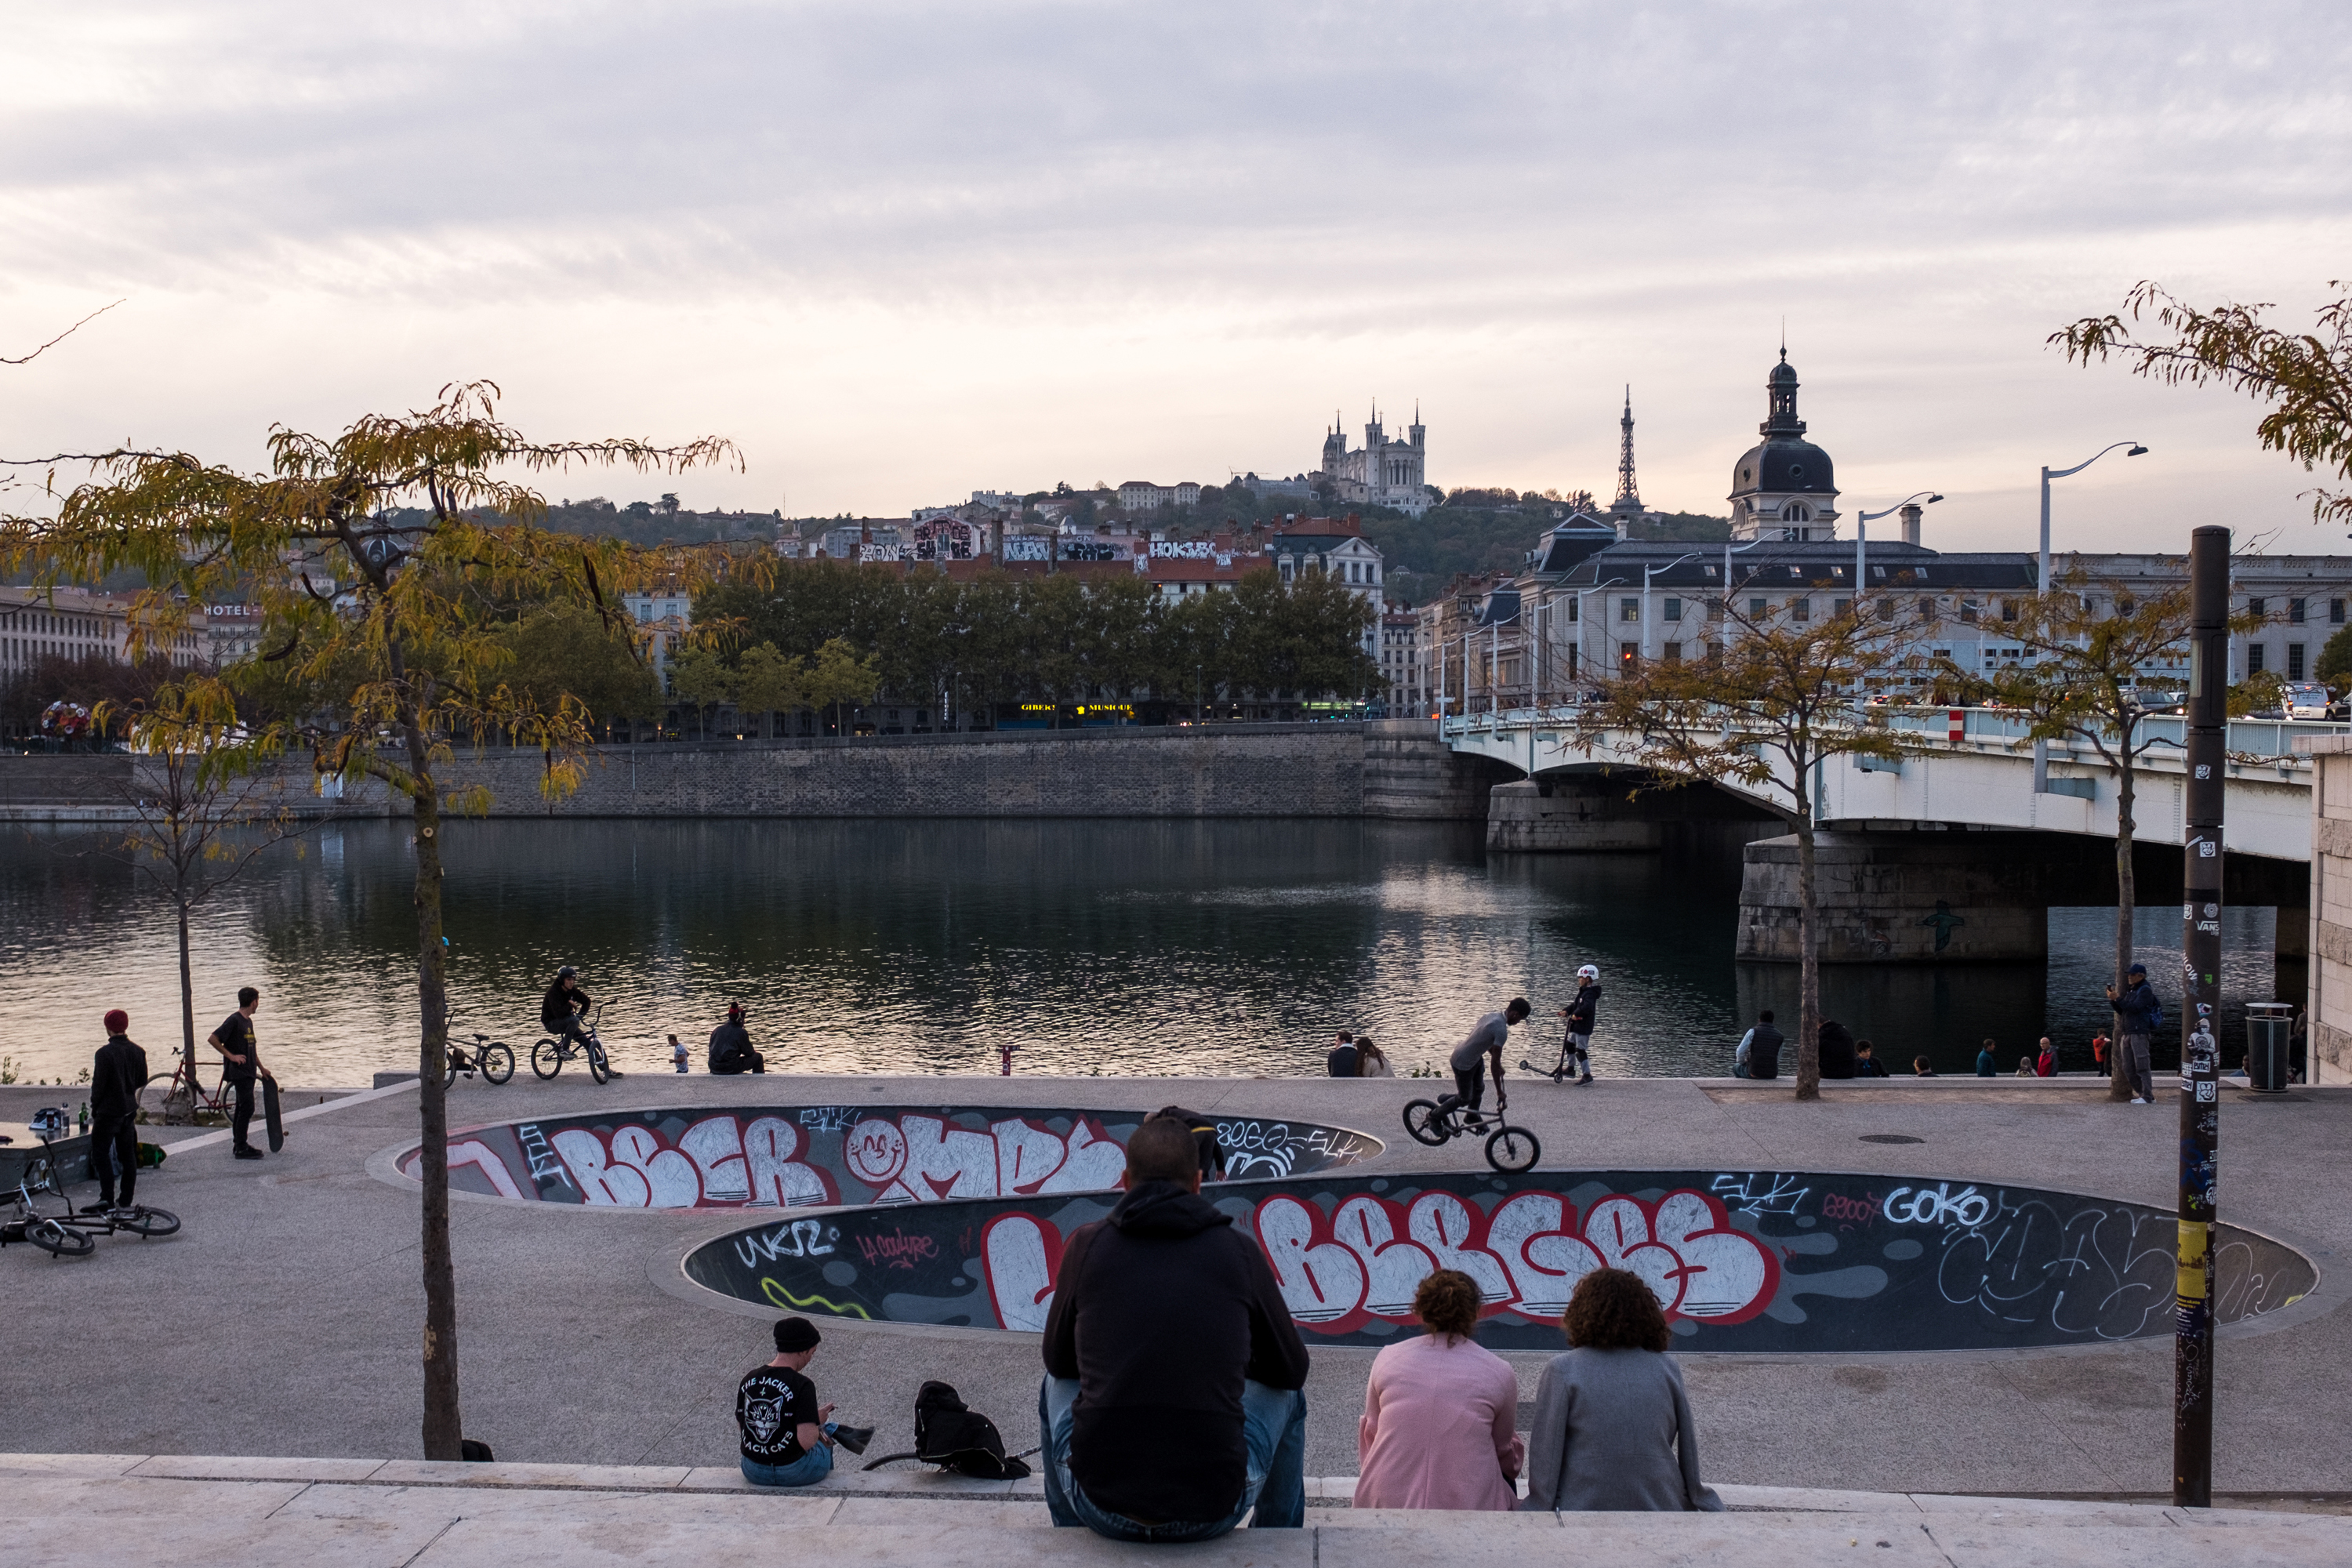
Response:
[1555,964,1602,1087]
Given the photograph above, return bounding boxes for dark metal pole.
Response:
[2176,524,2228,1508]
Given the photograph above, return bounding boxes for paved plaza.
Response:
[3,1071,2348,1508]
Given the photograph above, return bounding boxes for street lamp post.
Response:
[1719,539,1770,651]
[1853,492,1943,597]
[1573,576,1625,690]
[2033,442,2149,788]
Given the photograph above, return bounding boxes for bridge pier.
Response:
[1485,780,1662,851]
[1737,833,2053,963]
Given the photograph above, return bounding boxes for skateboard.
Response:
[263,1078,284,1152]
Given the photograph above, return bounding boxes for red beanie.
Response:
[103,1009,129,1034]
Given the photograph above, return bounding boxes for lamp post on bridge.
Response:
[2034,441,2148,788]
[1642,552,1705,666]
[1854,493,1941,697]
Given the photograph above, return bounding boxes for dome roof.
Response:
[1732,437,1835,496]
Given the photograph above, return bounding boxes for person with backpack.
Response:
[1038,1116,1310,1541]
[1737,1011,1783,1080]
[2106,963,2162,1104]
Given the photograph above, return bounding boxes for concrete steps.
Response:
[7,1453,2348,1566]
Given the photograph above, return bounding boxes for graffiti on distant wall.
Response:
[397,1105,1381,1211]
[681,1168,2318,1354]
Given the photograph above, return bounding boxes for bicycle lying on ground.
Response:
[533,1002,612,1085]
[445,1022,515,1087]
[0,1107,180,1258]
[1400,1081,1541,1174]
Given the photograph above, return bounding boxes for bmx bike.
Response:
[1400,1081,1541,1175]
[532,1003,612,1085]
[445,1022,515,1087]
[0,1107,180,1258]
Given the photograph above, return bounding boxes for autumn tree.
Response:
[1577,596,1922,1099]
[2,383,752,1458]
[92,677,314,1116]
[2054,280,2352,529]
[1936,572,2258,1100]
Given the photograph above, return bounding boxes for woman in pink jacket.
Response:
[1353,1269,1523,1510]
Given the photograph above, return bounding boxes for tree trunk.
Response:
[405,723,463,1460]
[1794,811,1823,1101]
[2110,750,2138,1101]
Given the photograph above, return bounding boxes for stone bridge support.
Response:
[1487,774,1784,854]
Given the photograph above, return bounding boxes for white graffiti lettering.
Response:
[1882,1183,1993,1229]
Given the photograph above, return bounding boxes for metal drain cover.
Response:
[1860,1134,1926,1145]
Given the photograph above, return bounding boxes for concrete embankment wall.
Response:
[2,721,1494,821]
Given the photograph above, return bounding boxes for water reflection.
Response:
[0,820,2285,1086]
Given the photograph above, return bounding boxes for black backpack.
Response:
[863,1380,1031,1479]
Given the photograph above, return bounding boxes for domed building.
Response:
[1728,350,1840,541]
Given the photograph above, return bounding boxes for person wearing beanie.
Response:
[88,1010,149,1213]
[206,985,270,1158]
[707,1003,764,1076]
[737,1317,845,1486]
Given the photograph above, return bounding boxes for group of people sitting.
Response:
[734,1112,1719,1531]
[1323,1031,1394,1078]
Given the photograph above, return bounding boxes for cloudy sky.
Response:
[2,1,2348,553]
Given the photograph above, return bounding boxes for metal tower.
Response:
[1613,387,1641,510]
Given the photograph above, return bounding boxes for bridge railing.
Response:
[1445,705,2352,764]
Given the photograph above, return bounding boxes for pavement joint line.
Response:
[151,1076,419,1156]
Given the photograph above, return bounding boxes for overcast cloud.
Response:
[2,1,2348,552]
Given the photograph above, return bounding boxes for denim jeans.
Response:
[1039,1376,1305,1541]
[739,1426,837,1488]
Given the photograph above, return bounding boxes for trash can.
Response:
[2245,1002,2293,1094]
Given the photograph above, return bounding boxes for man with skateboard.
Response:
[206,985,278,1160]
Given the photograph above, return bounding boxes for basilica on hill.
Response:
[1317,406,1434,516]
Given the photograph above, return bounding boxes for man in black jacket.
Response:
[707,1004,764,1075]
[1038,1116,1309,1541]
[88,1008,148,1212]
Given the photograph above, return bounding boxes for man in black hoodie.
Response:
[88,1008,148,1213]
[1039,1115,1308,1541]
[707,1004,764,1074]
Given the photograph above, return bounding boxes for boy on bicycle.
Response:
[542,966,593,1049]
[1449,999,1530,1115]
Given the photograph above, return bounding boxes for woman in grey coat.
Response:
[1520,1266,1723,1512]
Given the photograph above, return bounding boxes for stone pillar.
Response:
[1737,832,2051,962]
[1363,719,1509,820]
[1486,780,1663,852]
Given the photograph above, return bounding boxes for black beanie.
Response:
[773,1316,822,1353]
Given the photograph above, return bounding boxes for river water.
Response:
[0,818,2281,1088]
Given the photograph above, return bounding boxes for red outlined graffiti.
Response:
[446,1140,525,1200]
[983,1212,1065,1333]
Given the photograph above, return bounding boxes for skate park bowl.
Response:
[393,1104,1382,1210]
[680,1169,2319,1354]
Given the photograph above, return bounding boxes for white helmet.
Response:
[1577,964,1599,983]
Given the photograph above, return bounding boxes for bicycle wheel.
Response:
[481,1042,514,1085]
[114,1206,180,1239]
[1402,1099,1450,1147]
[532,1039,564,1080]
[444,1052,462,1088]
[1484,1124,1541,1175]
[28,1218,95,1258]
[586,1042,610,1086]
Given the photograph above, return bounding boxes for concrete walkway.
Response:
[3,1072,2348,1500]
[9,1453,2350,1566]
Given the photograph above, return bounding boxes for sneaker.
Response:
[234,1146,265,1160]
[829,1424,873,1457]
[1576,1074,1594,1087]
[2129,1097,2149,1105]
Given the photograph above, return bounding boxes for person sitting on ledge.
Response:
[1521,1267,1722,1514]
[1325,1030,1359,1078]
[708,1004,764,1075]
[1853,1040,1889,1078]
[1354,1269,1522,1511]
[1975,1039,1999,1077]
[2016,1054,2036,1076]
[1038,1116,1310,1542]
[1912,1056,1937,1077]
[1354,1038,1392,1078]
[2034,1036,2059,1078]
[1817,1019,1857,1080]
[736,1317,839,1487]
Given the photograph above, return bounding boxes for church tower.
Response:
[1726,349,1840,541]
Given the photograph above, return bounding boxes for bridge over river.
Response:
[1443,706,2336,967]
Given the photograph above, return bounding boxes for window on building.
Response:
[2249,643,2267,673]
[1619,642,1639,667]
[1960,600,1980,624]
[1664,597,1682,621]
[2248,597,2265,618]
[1566,647,1579,678]
[1621,598,1640,622]
[1919,597,1936,619]
[1833,598,1851,618]
[2333,599,2347,625]
[2287,642,2308,678]
[1663,643,1682,664]
[1749,597,1768,618]
[1566,598,1579,622]
[2291,597,2307,625]
[1999,599,2017,622]
[1792,597,1811,622]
